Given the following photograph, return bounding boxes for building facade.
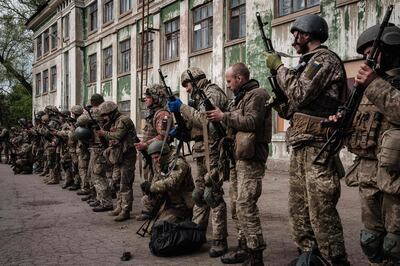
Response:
[27,0,400,160]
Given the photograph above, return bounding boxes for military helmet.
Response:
[76,114,91,126]
[145,84,167,103]
[61,109,70,117]
[70,105,84,115]
[181,67,206,87]
[290,14,329,43]
[147,140,170,156]
[44,105,59,114]
[99,101,118,116]
[356,23,400,54]
[35,110,45,120]
[18,118,27,126]
[75,126,91,140]
[90,93,105,107]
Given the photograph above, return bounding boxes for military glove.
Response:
[265,52,283,71]
[140,181,152,195]
[192,187,206,207]
[167,99,183,113]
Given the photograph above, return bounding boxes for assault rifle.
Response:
[313,5,394,165]
[83,105,108,149]
[187,70,235,172]
[158,69,191,142]
[136,194,165,237]
[256,12,290,119]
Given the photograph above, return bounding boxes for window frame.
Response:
[35,73,41,96]
[137,31,154,68]
[89,2,98,32]
[42,69,49,94]
[103,46,113,79]
[118,39,131,74]
[275,0,320,18]
[50,23,58,50]
[36,35,42,59]
[120,0,131,14]
[191,2,213,52]
[43,29,50,54]
[228,0,246,41]
[89,53,97,83]
[50,66,57,91]
[103,0,114,25]
[163,17,180,62]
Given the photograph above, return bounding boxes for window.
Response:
[120,0,131,14]
[229,0,246,40]
[51,23,58,49]
[36,36,42,58]
[164,18,180,60]
[89,53,97,83]
[43,29,49,54]
[119,40,130,74]
[103,0,114,24]
[137,32,154,67]
[50,66,57,91]
[192,3,213,51]
[103,47,112,78]
[63,14,70,39]
[89,2,98,31]
[43,69,49,94]
[277,0,319,17]
[35,73,41,95]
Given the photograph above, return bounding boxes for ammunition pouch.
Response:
[234,131,255,160]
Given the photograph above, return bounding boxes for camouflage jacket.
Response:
[223,79,272,163]
[104,112,137,155]
[276,47,347,145]
[150,150,194,209]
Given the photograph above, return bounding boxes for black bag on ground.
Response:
[149,220,206,256]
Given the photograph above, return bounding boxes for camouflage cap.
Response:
[76,114,91,126]
[99,101,118,116]
[70,105,84,115]
[44,105,59,114]
[145,84,167,105]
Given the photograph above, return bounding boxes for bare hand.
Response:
[355,63,377,88]
[205,107,224,122]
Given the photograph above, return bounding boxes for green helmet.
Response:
[181,67,206,87]
[76,114,91,126]
[75,126,91,140]
[44,105,59,114]
[99,101,118,116]
[145,84,167,104]
[290,14,329,43]
[147,140,170,156]
[70,105,84,115]
[90,93,105,107]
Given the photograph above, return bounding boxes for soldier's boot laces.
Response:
[209,239,228,258]
[243,250,264,266]
[109,205,122,216]
[221,240,249,264]
[114,211,130,222]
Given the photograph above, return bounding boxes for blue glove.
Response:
[168,98,182,113]
[169,128,177,138]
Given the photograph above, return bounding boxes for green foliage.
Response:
[0,84,32,127]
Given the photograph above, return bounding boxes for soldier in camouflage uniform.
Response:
[140,141,194,223]
[206,63,271,266]
[31,111,45,174]
[12,119,33,174]
[97,101,137,221]
[0,127,10,163]
[134,84,172,221]
[75,114,92,199]
[265,15,349,265]
[168,67,229,257]
[336,24,400,265]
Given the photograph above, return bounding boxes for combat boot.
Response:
[114,210,130,222]
[46,180,59,185]
[243,249,264,266]
[92,205,113,212]
[209,239,228,257]
[68,182,80,191]
[62,180,74,189]
[77,190,90,196]
[89,200,100,208]
[39,169,49,176]
[109,205,122,216]
[221,239,249,264]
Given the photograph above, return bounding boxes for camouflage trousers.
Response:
[192,156,228,241]
[230,160,265,251]
[45,147,61,183]
[112,151,136,213]
[289,145,347,261]
[90,147,112,207]
[60,153,73,183]
[78,151,90,191]
[70,152,79,184]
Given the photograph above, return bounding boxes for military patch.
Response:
[304,60,322,79]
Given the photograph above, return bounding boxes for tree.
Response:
[0,84,32,127]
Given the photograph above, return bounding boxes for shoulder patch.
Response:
[304,60,322,79]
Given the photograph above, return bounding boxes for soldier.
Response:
[0,126,10,163]
[96,101,137,221]
[134,84,172,221]
[206,63,271,265]
[331,24,400,265]
[140,140,194,223]
[168,67,229,257]
[12,119,33,174]
[264,14,349,265]
[31,111,45,174]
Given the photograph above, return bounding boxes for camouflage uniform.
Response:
[0,128,10,163]
[345,71,400,263]
[180,79,229,246]
[223,79,271,251]
[101,101,137,219]
[13,129,33,174]
[57,121,74,186]
[149,148,194,223]
[276,48,348,262]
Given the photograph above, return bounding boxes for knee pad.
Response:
[360,229,385,263]
[383,233,400,263]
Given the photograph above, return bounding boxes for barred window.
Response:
[50,66,57,91]
[43,69,49,94]
[229,0,246,40]
[89,2,98,31]
[104,0,114,24]
[119,39,131,74]
[277,0,319,17]
[192,2,213,51]
[164,18,180,60]
[51,23,58,49]
[89,53,97,83]
[103,47,112,78]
